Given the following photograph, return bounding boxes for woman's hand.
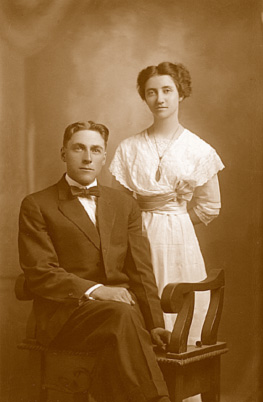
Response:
[151,328,171,350]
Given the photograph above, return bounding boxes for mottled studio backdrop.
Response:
[0,1,262,401]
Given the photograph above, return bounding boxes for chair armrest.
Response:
[161,269,224,313]
[161,269,225,353]
[14,273,34,301]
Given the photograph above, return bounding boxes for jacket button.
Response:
[68,292,73,297]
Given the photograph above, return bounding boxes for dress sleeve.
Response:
[188,148,225,188]
[193,174,222,225]
[109,143,134,191]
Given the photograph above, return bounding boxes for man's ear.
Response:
[60,147,66,162]
[102,151,107,166]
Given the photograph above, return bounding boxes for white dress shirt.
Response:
[65,174,103,299]
[65,174,98,225]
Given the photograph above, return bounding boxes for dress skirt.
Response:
[142,210,210,345]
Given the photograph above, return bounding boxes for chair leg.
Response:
[174,376,184,402]
[201,390,219,402]
[160,364,184,402]
[201,357,220,402]
[39,351,49,402]
[40,387,48,402]
[25,350,47,402]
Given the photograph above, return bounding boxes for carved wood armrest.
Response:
[161,269,225,354]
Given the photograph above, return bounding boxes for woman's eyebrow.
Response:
[146,85,173,91]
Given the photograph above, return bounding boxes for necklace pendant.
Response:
[155,165,162,182]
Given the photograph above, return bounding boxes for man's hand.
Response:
[90,286,135,305]
[151,328,171,350]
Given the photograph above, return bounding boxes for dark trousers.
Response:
[50,299,169,402]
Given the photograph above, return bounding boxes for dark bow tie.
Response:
[70,186,100,198]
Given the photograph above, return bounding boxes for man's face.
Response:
[61,130,106,186]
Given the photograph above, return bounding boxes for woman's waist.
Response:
[136,192,187,215]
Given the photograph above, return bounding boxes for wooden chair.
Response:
[15,269,228,402]
[156,269,228,401]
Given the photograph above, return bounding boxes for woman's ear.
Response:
[179,96,184,102]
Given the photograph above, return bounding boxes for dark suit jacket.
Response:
[18,176,164,345]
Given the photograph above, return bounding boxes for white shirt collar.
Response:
[65,174,97,189]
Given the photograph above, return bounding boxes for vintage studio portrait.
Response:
[0,1,262,402]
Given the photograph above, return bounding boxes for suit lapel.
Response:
[57,177,101,250]
[97,186,116,259]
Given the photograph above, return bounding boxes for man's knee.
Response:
[105,301,145,335]
[107,301,136,322]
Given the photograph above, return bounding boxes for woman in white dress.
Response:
[109,62,224,346]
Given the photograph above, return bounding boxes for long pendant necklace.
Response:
[153,125,180,182]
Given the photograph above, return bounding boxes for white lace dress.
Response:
[109,128,224,344]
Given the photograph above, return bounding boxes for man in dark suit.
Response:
[18,121,171,402]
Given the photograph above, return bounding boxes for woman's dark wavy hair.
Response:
[63,120,109,147]
[137,62,192,101]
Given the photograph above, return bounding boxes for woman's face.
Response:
[144,74,182,120]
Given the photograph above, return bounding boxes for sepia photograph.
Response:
[0,1,262,401]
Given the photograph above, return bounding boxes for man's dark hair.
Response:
[63,121,109,147]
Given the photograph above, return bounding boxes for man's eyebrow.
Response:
[71,143,103,149]
[72,142,85,147]
[91,144,104,149]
